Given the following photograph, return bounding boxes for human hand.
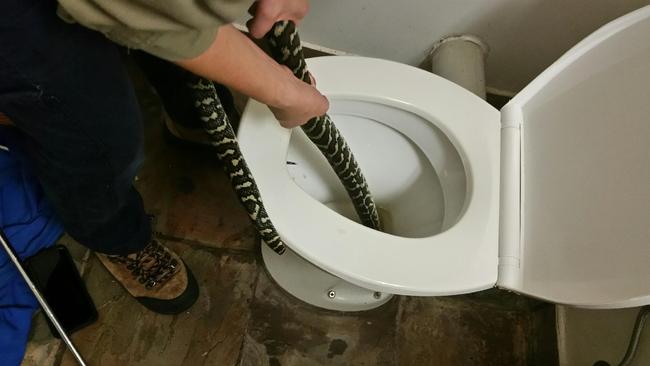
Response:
[246,0,309,39]
[270,66,328,128]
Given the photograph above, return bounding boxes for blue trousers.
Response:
[0,0,150,255]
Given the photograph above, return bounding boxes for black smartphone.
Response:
[22,245,98,338]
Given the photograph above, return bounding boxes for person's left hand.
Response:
[246,0,309,39]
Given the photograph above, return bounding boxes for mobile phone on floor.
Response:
[23,245,98,338]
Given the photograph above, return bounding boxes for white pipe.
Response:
[430,35,489,100]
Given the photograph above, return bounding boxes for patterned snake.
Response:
[188,21,382,255]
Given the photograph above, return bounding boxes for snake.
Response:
[187,21,382,255]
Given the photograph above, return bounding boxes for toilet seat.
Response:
[238,5,650,308]
[498,6,650,308]
[238,57,501,296]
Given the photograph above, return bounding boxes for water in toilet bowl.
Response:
[322,201,394,233]
[285,99,468,238]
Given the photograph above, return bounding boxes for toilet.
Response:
[237,6,650,311]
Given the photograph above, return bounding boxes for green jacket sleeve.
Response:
[57,0,254,60]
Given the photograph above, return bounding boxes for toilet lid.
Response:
[497,6,650,308]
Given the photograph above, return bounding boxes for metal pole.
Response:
[0,229,87,366]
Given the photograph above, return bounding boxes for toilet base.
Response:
[261,243,393,312]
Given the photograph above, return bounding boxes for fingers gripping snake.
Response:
[188,21,382,255]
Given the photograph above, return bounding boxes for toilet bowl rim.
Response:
[237,56,502,295]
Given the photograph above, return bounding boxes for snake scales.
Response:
[188,21,381,255]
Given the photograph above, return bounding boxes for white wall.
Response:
[298,0,650,94]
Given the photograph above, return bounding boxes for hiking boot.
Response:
[162,107,212,147]
[0,112,13,126]
[96,239,198,314]
[132,50,241,147]
[162,82,242,147]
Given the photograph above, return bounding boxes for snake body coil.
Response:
[267,21,382,231]
[188,77,287,254]
[189,21,382,255]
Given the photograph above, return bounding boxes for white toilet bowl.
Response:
[239,56,500,299]
[238,5,650,311]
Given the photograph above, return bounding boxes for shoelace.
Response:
[108,240,179,289]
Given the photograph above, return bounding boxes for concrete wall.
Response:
[298,0,650,94]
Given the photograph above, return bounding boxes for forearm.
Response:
[174,25,291,110]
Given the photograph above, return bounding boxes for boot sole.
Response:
[136,260,200,315]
